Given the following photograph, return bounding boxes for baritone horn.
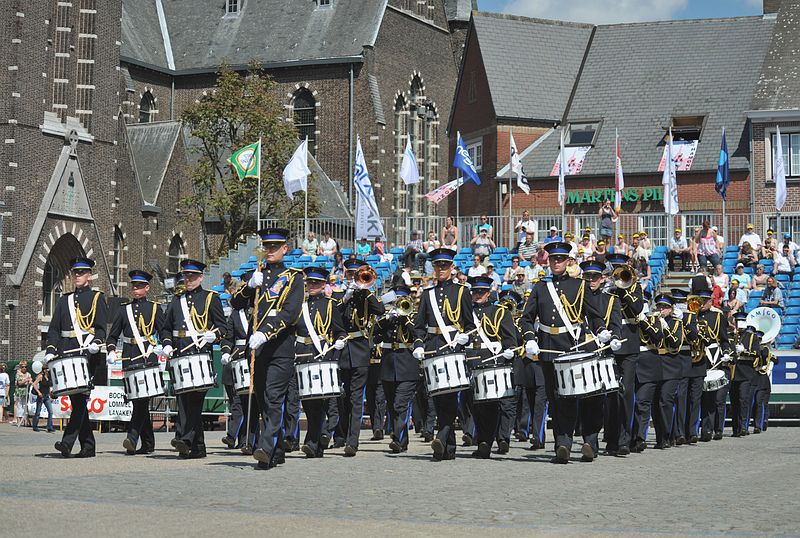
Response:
[354,265,378,289]
[498,296,518,315]
[612,265,636,289]
[394,296,415,317]
[686,295,703,314]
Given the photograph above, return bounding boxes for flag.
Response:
[399,137,420,185]
[227,140,260,181]
[662,128,679,215]
[614,130,624,212]
[453,131,481,185]
[715,127,729,201]
[775,125,787,211]
[353,135,385,239]
[510,131,529,194]
[424,178,465,204]
[282,137,311,200]
[557,128,566,207]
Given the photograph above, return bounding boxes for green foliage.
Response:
[181,61,318,258]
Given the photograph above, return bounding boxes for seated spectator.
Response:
[441,216,458,251]
[524,260,545,282]
[331,252,345,280]
[518,232,536,261]
[474,215,493,239]
[467,255,487,278]
[738,241,758,269]
[627,233,640,258]
[724,287,744,329]
[356,237,371,258]
[543,226,562,244]
[423,230,441,253]
[752,263,769,291]
[639,230,652,257]
[512,270,529,296]
[668,228,690,271]
[733,263,752,289]
[773,243,796,276]
[730,277,749,303]
[318,230,338,257]
[761,229,776,259]
[781,233,800,260]
[612,234,628,256]
[485,263,502,292]
[372,238,388,262]
[575,248,588,264]
[470,228,496,260]
[712,225,725,251]
[402,231,425,270]
[456,271,469,286]
[582,226,597,246]
[711,281,725,309]
[739,223,762,250]
[566,257,581,278]
[222,272,240,295]
[760,276,785,309]
[578,234,593,258]
[565,232,577,255]
[631,237,651,281]
[534,243,548,268]
[593,240,608,265]
[504,256,522,283]
[712,264,729,295]
[695,221,721,269]
[302,231,319,257]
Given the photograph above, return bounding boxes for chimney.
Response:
[763,0,782,14]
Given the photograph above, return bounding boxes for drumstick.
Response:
[60,346,88,355]
[311,335,352,361]
[177,327,220,354]
[436,327,480,352]
[569,336,600,351]
[481,345,523,362]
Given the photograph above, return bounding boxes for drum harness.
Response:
[300,301,330,358]
[126,303,156,360]
[67,292,99,351]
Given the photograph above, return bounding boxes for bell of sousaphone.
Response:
[745,306,782,345]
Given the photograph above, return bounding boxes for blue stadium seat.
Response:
[341,248,353,256]
[460,248,473,255]
[316,256,330,263]
[297,255,312,262]
[290,248,302,256]
[494,247,509,255]
[212,285,224,292]
[785,306,800,316]
[390,247,404,255]
[366,255,380,264]
[726,245,739,253]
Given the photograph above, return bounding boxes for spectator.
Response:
[762,229,776,259]
[331,252,345,280]
[593,240,608,265]
[639,230,652,257]
[485,263,502,291]
[773,243,796,276]
[711,225,725,252]
[518,232,536,261]
[724,287,744,328]
[514,210,535,247]
[356,237,371,257]
[565,232,577,255]
[402,231,425,270]
[631,236,651,281]
[566,257,581,278]
[12,361,31,427]
[695,221,721,269]
[302,231,319,257]
[534,243,549,268]
[613,234,628,256]
[373,237,386,260]
[31,365,54,433]
[504,256,522,283]
[0,362,9,423]
[525,259,545,282]
[738,242,758,269]
[689,226,701,269]
[470,228,496,260]
[598,200,616,241]
[467,255,487,278]
[441,216,458,251]
[456,272,469,286]
[474,215,493,239]
[578,234,593,258]
[739,223,762,250]
[760,276,785,309]
[733,263,752,289]
[730,277,749,304]
[712,264,729,295]
[782,233,800,259]
[318,230,338,257]
[582,227,597,246]
[222,272,240,296]
[627,233,640,258]
[750,264,768,291]
[543,226,562,244]
[711,280,725,309]
[423,230,441,253]
[512,270,529,296]
[668,228,690,271]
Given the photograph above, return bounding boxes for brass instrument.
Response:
[612,265,636,290]
[393,296,415,317]
[686,295,703,314]
[353,265,377,289]
[498,296,518,315]
[690,317,710,364]
[754,346,777,375]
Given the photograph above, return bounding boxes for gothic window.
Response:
[112,226,125,289]
[168,234,185,274]
[293,88,316,154]
[139,91,156,123]
[394,95,408,223]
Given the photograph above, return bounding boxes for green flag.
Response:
[227,140,261,180]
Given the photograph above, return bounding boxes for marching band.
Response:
[38,230,781,465]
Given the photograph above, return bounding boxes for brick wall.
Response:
[752,121,800,216]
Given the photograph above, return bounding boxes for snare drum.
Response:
[422,353,470,397]
[472,365,514,402]
[50,355,92,397]
[168,353,216,394]
[703,369,729,392]
[123,364,165,400]
[553,352,619,398]
[231,355,251,395]
[296,360,341,400]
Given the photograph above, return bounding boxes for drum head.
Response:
[705,370,725,382]
[554,351,596,363]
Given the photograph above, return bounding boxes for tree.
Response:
[181,62,318,258]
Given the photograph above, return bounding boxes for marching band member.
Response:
[161,259,226,459]
[519,242,604,464]
[651,294,684,449]
[493,290,525,449]
[46,257,107,458]
[751,334,777,434]
[231,228,304,469]
[669,288,691,445]
[336,259,385,456]
[730,315,762,437]
[107,270,164,455]
[374,286,421,453]
[412,248,475,460]
[295,266,347,458]
[366,339,388,442]
[467,275,518,458]
[630,295,663,453]
[580,260,623,460]
[683,277,712,444]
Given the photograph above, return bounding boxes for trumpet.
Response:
[612,265,636,290]
[353,265,377,290]
[393,296,415,317]
[498,297,518,315]
[686,295,703,314]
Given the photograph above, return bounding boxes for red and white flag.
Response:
[615,130,624,212]
[424,178,465,204]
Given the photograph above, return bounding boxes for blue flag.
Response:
[453,132,481,185]
[715,127,729,200]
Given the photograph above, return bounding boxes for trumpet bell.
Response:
[394,296,415,317]
[612,266,636,290]
[686,295,703,314]
[354,266,377,289]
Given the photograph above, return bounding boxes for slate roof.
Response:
[472,12,594,123]
[444,0,476,23]
[520,16,776,178]
[751,0,800,111]
[121,0,387,73]
[368,74,386,125]
[126,121,182,206]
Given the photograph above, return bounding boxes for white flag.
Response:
[775,125,787,211]
[615,129,624,212]
[282,137,311,200]
[661,128,679,216]
[353,135,385,240]
[557,128,566,207]
[399,137,420,185]
[510,131,529,194]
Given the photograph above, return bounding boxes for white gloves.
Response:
[735,344,745,354]
[597,329,612,343]
[673,308,684,321]
[221,353,231,365]
[106,351,118,366]
[202,331,216,345]
[343,287,355,303]
[87,342,100,355]
[501,348,515,360]
[161,345,174,358]
[44,353,55,364]
[248,270,263,289]
[610,339,623,352]
[249,331,267,351]
[722,353,733,363]
[413,347,425,360]
[454,332,470,346]
[333,338,346,351]
[525,339,540,356]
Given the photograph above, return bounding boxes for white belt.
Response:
[60,330,80,338]
[427,326,456,334]
[120,336,151,345]
[234,339,247,346]
[679,346,691,352]
[380,343,411,350]
[538,323,570,335]
[639,345,661,352]
[348,331,364,338]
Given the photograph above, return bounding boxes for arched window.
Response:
[168,234,185,274]
[112,226,125,289]
[293,88,316,154]
[393,95,408,234]
[42,234,84,318]
[139,91,156,123]
[407,77,425,223]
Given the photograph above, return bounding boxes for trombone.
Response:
[352,265,377,290]
[611,265,636,290]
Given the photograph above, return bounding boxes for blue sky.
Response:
[477,0,763,24]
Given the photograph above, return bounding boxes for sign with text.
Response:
[49,386,133,422]
[565,186,663,205]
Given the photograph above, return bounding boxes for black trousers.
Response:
[673,377,688,440]
[62,393,95,452]
[525,384,548,445]
[224,383,243,440]
[730,378,754,435]
[473,399,501,448]
[340,366,368,448]
[128,397,154,450]
[383,380,417,449]
[433,391,460,456]
[686,376,704,439]
[656,379,680,445]
[412,377,436,434]
[604,354,636,450]
[301,398,326,456]
[177,390,207,454]
[752,382,770,430]
[253,355,293,461]
[633,380,658,443]
[515,387,530,437]
[232,392,260,447]
[578,394,604,454]
[322,396,339,440]
[496,396,516,443]
[459,388,476,441]
[366,378,387,434]
[701,370,730,437]
[542,362,578,451]
[283,372,300,442]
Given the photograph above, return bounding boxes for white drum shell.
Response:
[553,352,619,398]
[169,354,215,394]
[231,356,251,395]
[472,365,515,402]
[422,353,470,396]
[50,356,92,397]
[123,365,165,400]
[703,369,729,392]
[296,361,341,400]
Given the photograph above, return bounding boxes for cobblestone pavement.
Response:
[0,424,798,537]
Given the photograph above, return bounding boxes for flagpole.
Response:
[257,138,262,231]
[508,176,513,250]
[721,127,727,240]
[456,177,461,247]
[615,129,620,240]
[304,187,308,238]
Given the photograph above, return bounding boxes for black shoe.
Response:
[431,439,445,461]
[332,438,346,449]
[516,432,529,442]
[580,443,595,462]
[54,441,71,458]
[343,445,358,457]
[676,436,686,445]
[653,442,667,450]
[618,446,630,456]
[552,445,570,464]
[185,451,206,459]
[32,428,40,432]
[630,441,646,453]
[253,448,271,467]
[389,440,402,454]
[135,447,154,455]
[122,438,136,455]
[319,433,330,449]
[461,434,473,447]
[753,428,761,434]
[496,439,510,454]
[283,437,296,452]
[241,445,254,456]
[422,432,434,443]
[221,435,235,448]
[371,429,384,441]
[75,449,96,458]
[291,441,300,452]
[529,438,542,450]
[604,449,619,457]
[174,440,190,456]
[713,432,723,441]
[272,454,286,465]
[301,444,316,458]
[688,435,699,444]
[170,438,179,448]
[700,433,712,442]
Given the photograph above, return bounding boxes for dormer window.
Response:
[567,121,600,146]
[318,0,331,6]
[226,0,239,15]
[666,115,706,142]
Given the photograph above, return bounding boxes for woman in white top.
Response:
[441,216,458,251]
[712,264,729,295]
[423,231,440,253]
[0,362,9,423]
[467,255,487,278]
[318,231,338,257]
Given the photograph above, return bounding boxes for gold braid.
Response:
[603,296,615,327]
[190,293,213,332]
[76,292,100,334]
[314,299,334,343]
[138,302,157,344]
[560,281,585,323]
[481,308,503,339]
[444,286,465,331]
